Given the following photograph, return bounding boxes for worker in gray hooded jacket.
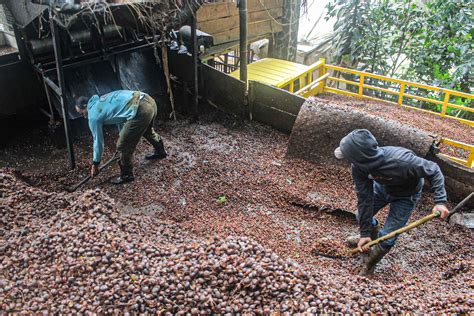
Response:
[335,129,449,275]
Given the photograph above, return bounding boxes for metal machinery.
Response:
[3,0,213,169]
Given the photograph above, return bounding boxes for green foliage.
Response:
[326,0,473,94]
[326,0,424,76]
[407,0,473,93]
[326,0,371,66]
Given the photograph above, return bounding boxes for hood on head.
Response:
[339,129,384,168]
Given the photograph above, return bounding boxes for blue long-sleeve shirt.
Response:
[87,90,141,164]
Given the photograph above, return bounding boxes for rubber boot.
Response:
[346,223,380,248]
[145,139,167,160]
[110,162,134,185]
[358,244,390,276]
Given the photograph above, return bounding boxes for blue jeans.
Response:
[356,182,422,250]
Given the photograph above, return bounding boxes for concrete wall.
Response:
[272,0,301,61]
[0,3,17,48]
[2,33,17,48]
[3,0,47,27]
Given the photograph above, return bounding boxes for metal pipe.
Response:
[40,42,154,74]
[239,0,248,84]
[50,15,76,170]
[44,76,62,96]
[191,13,199,121]
[41,75,56,124]
[29,25,123,55]
[447,192,474,221]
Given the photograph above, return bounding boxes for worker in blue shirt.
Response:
[75,90,167,184]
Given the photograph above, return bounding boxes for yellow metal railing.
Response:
[277,59,326,95]
[439,138,474,169]
[323,64,474,127]
[281,59,474,127]
[276,58,474,169]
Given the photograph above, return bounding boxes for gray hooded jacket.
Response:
[339,129,447,237]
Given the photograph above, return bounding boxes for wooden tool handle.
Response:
[350,192,474,254]
[351,211,440,254]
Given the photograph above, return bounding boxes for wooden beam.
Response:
[198,8,283,34]
[247,0,283,11]
[197,2,235,21]
[212,19,283,45]
[200,32,276,60]
[197,0,283,22]
[251,81,305,115]
[201,64,247,118]
[251,103,297,133]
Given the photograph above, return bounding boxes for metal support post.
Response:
[319,58,327,94]
[41,76,56,125]
[398,83,406,106]
[191,13,199,121]
[239,0,248,85]
[224,54,229,73]
[358,74,365,96]
[50,14,76,170]
[441,92,450,117]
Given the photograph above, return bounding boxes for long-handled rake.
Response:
[66,152,119,192]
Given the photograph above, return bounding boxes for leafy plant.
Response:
[327,0,424,76]
[407,0,473,93]
[217,195,227,203]
[326,0,473,118]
